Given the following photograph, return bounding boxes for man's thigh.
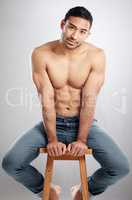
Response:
[87,121,128,169]
[11,121,48,149]
[87,121,120,151]
[3,121,48,165]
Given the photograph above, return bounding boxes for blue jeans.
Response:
[2,114,130,196]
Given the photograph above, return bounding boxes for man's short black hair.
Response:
[64,6,93,28]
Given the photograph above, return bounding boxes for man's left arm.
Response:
[67,49,106,156]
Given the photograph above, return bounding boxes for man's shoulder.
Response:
[85,42,106,71]
[33,40,58,54]
[85,42,104,55]
[86,42,105,62]
[32,40,58,64]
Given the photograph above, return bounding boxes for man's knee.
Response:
[2,153,17,174]
[110,154,130,178]
[118,158,130,177]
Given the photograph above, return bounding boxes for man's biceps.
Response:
[32,72,39,89]
[39,92,55,106]
[90,73,104,91]
[82,82,102,101]
[32,73,41,91]
[95,75,105,93]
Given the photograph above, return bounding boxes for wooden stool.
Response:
[39,147,92,200]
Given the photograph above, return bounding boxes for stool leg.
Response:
[79,156,89,200]
[42,155,54,200]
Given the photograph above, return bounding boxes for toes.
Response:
[70,184,81,199]
[55,185,61,190]
[70,185,78,198]
[70,186,75,192]
[71,184,80,191]
[54,185,62,194]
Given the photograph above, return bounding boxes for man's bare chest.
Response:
[46,56,91,89]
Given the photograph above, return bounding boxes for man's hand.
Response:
[67,140,88,157]
[47,141,67,157]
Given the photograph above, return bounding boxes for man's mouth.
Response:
[66,39,76,45]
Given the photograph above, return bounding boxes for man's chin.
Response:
[65,43,80,49]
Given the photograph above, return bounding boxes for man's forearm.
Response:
[42,107,57,142]
[77,106,95,143]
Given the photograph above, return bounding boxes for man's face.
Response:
[61,16,91,49]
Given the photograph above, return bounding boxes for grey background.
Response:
[0,0,132,199]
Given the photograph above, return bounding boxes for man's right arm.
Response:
[31,48,66,156]
[31,48,57,142]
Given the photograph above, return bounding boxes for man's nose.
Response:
[71,31,79,40]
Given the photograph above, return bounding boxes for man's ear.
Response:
[60,19,65,30]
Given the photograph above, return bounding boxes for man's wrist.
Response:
[48,136,58,143]
[77,138,87,144]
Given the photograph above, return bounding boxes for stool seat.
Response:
[39,147,92,160]
[39,147,92,200]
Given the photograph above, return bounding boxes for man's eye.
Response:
[80,31,86,34]
[69,26,74,29]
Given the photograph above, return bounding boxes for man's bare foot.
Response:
[49,184,61,200]
[70,184,82,200]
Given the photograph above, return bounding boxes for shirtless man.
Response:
[2,6,129,200]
